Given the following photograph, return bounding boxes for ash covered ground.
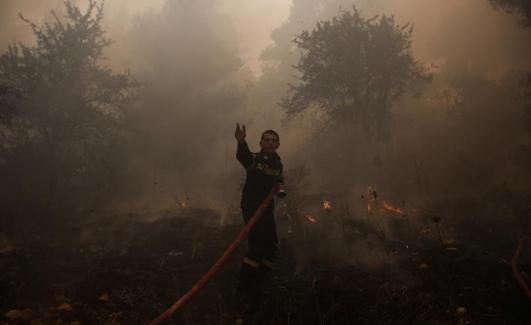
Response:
[1,1,531,324]
[1,189,530,325]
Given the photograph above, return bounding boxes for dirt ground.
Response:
[1,192,530,324]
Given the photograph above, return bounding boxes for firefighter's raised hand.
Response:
[235,123,246,143]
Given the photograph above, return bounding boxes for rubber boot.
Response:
[255,260,274,295]
[232,261,260,320]
[236,261,258,292]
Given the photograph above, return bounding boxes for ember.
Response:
[305,214,317,224]
[322,199,332,211]
[176,196,190,209]
[382,201,406,216]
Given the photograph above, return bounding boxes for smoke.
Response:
[374,0,531,78]
[0,0,63,49]
[2,1,530,75]
[0,0,530,218]
[244,0,531,205]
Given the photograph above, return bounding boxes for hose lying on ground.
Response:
[149,184,280,325]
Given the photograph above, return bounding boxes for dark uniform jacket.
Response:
[236,141,283,215]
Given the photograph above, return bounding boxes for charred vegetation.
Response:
[1,0,530,324]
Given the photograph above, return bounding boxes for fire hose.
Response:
[512,239,531,299]
[149,184,281,325]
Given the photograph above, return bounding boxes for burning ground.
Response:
[1,187,530,324]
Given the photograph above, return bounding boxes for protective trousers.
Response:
[238,206,278,292]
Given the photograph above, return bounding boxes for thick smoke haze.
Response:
[1,3,530,322]
[1,0,529,217]
[2,1,530,73]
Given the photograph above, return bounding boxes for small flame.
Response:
[382,201,406,216]
[176,196,189,209]
[305,214,317,224]
[322,199,332,211]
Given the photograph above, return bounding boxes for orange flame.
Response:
[177,196,189,209]
[322,199,332,211]
[305,214,317,224]
[382,201,405,216]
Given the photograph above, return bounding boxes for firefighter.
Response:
[234,123,285,298]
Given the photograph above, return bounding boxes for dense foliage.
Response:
[281,7,430,140]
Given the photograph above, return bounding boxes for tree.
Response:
[488,0,531,27]
[487,0,531,171]
[280,7,430,140]
[0,0,137,220]
[255,0,362,130]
